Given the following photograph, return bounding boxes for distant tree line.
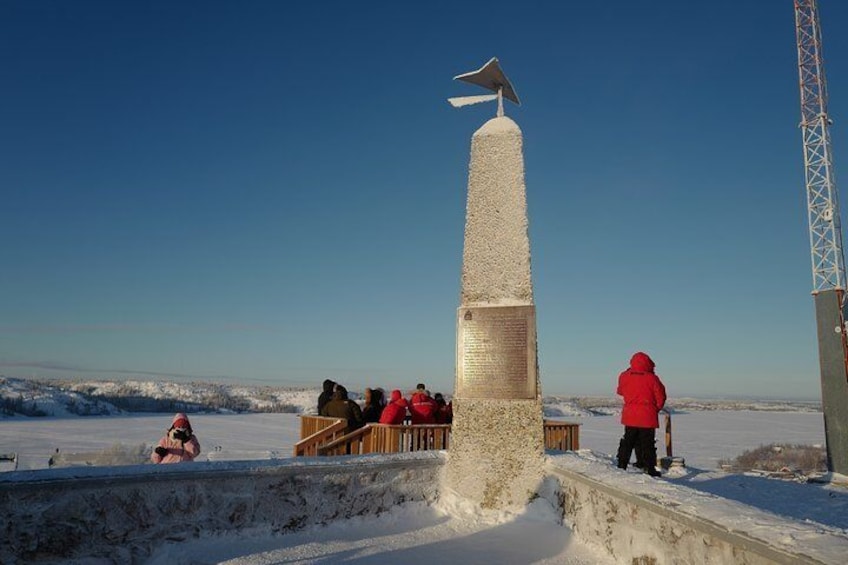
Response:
[83,391,300,414]
[1,395,47,417]
[64,397,116,416]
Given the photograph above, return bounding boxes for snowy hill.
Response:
[0,377,316,417]
[0,376,821,419]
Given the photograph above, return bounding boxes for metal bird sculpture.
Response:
[448,57,520,117]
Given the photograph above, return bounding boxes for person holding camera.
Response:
[151,412,201,464]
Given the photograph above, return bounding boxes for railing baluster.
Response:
[296,418,579,456]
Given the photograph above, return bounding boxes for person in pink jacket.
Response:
[151,412,201,464]
[616,352,666,476]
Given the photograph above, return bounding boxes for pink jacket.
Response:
[151,430,201,463]
[151,413,201,463]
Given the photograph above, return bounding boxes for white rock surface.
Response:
[449,115,545,509]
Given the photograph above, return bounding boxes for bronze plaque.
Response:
[456,305,537,399]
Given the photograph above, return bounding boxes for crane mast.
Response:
[794,0,848,475]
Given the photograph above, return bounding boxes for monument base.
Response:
[445,397,545,509]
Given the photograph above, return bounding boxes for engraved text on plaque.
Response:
[456,305,537,399]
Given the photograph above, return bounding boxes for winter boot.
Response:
[616,438,631,470]
[635,431,660,476]
[642,439,660,477]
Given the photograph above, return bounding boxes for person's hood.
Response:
[333,386,348,400]
[171,412,191,431]
[323,379,335,392]
[390,389,402,402]
[629,352,655,373]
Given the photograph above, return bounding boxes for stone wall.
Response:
[6,446,841,564]
[547,456,848,565]
[0,453,444,564]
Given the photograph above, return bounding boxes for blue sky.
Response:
[2,1,848,398]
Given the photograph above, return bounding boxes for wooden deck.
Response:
[294,416,580,457]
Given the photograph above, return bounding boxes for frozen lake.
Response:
[0,409,826,472]
[571,409,825,470]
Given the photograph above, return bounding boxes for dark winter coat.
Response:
[317,379,335,415]
[362,389,384,423]
[617,352,666,429]
[435,399,453,424]
[320,388,364,431]
[379,390,409,425]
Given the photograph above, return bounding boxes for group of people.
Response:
[318,353,668,477]
[148,352,666,478]
[146,380,456,466]
[318,379,453,431]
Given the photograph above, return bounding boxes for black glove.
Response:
[173,429,189,442]
[154,446,167,457]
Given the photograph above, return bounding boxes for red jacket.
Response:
[409,392,438,424]
[379,390,409,425]
[435,401,453,424]
[617,352,666,428]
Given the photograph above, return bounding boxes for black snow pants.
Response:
[616,426,657,470]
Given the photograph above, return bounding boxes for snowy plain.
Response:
[2,383,847,564]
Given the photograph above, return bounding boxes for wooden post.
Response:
[664,411,673,457]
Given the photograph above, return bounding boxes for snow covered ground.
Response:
[2,408,847,563]
[148,489,616,565]
[2,380,845,564]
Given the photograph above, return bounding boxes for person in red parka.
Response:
[379,389,409,425]
[409,383,438,425]
[616,352,666,477]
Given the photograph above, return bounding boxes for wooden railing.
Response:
[296,415,579,456]
[374,423,451,452]
[543,419,580,451]
[317,425,372,456]
[300,415,344,439]
[292,416,349,457]
[318,424,451,456]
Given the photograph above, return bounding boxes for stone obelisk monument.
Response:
[445,58,545,509]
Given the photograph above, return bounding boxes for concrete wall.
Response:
[547,457,848,565]
[0,453,443,564]
[4,450,844,564]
